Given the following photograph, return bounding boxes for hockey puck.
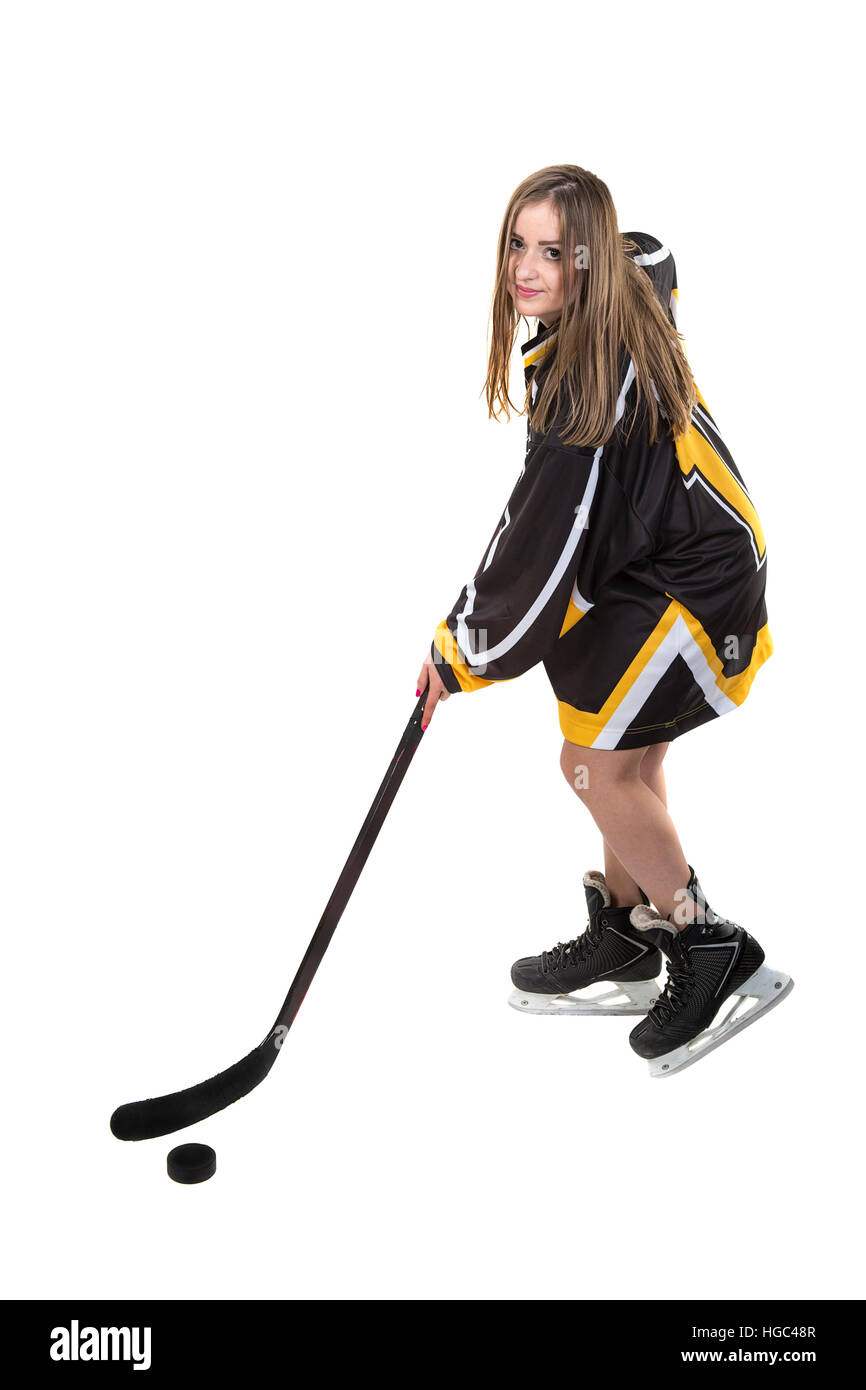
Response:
[166,1143,216,1185]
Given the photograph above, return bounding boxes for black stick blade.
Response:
[111,694,430,1144]
[110,1037,280,1141]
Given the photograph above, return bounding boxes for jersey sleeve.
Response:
[430,435,608,694]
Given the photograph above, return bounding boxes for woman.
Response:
[414,165,791,1076]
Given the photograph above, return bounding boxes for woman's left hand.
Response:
[415,653,451,731]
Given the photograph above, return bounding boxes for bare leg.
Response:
[560,739,698,928]
[603,743,669,907]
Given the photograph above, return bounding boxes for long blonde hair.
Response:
[484,165,697,447]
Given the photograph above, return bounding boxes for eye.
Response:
[509,236,524,250]
[544,247,561,260]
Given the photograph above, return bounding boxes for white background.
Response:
[2,0,861,1302]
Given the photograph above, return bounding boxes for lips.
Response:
[516,285,542,297]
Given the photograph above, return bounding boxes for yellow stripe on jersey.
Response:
[676,386,766,561]
[673,599,774,706]
[556,598,773,744]
[557,601,681,743]
[558,596,590,639]
[523,337,557,369]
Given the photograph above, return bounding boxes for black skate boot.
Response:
[508,870,664,1016]
[628,870,794,1076]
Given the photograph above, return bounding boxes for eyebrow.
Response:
[513,235,561,245]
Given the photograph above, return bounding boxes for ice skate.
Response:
[628,882,794,1077]
[508,870,664,1016]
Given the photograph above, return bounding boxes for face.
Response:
[509,199,564,326]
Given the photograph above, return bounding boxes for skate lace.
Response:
[648,948,696,1028]
[542,916,603,973]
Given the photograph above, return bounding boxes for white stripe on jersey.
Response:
[591,615,737,750]
[454,362,636,666]
[683,471,766,571]
[632,245,671,268]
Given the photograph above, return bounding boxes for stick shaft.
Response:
[270,688,430,1035]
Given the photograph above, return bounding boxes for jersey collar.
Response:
[521,318,558,374]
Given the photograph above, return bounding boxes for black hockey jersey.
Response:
[430,232,773,750]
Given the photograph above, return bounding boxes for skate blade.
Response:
[508,978,661,1016]
[648,964,794,1078]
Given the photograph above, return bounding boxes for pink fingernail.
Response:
[422,722,428,730]
[416,688,420,696]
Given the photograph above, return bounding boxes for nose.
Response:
[515,247,541,282]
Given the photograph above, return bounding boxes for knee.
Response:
[560,738,649,801]
[560,741,593,799]
[638,742,669,786]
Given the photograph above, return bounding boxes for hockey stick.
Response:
[110,687,431,1141]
